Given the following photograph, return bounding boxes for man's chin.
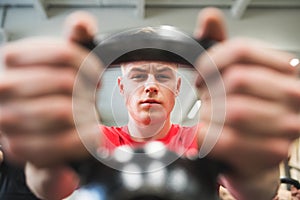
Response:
[142,114,167,126]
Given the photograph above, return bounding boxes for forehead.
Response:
[121,61,178,74]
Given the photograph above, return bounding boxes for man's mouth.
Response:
[140,99,161,104]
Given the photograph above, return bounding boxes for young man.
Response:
[0,8,299,200]
[101,61,198,155]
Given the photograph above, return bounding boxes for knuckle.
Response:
[218,129,236,149]
[52,96,73,122]
[58,48,73,63]
[56,44,77,64]
[223,66,248,92]
[56,69,76,92]
[213,128,242,157]
[226,96,247,124]
[5,137,24,156]
[228,38,251,59]
[272,141,291,161]
[281,115,300,139]
[1,47,14,67]
[285,82,300,101]
[0,104,17,129]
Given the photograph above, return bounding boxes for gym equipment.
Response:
[72,142,221,200]
[83,25,215,67]
[281,177,300,189]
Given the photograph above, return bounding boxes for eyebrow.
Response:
[155,67,174,73]
[128,67,148,73]
[125,65,176,75]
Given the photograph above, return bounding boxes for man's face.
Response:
[118,61,181,126]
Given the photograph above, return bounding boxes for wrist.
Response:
[25,162,79,200]
[220,166,280,200]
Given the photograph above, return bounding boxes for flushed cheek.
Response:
[123,83,144,97]
[125,93,141,111]
[162,92,176,107]
[123,86,141,103]
[161,82,177,92]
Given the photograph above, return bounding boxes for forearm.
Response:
[25,162,80,200]
[220,166,280,200]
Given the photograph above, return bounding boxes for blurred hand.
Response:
[194,8,300,177]
[0,11,102,167]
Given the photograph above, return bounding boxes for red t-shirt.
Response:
[100,124,200,156]
[100,124,222,193]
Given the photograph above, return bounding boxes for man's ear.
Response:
[176,77,181,96]
[118,77,124,95]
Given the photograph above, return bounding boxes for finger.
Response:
[0,39,103,90]
[200,95,300,139]
[63,11,98,44]
[0,129,90,167]
[193,7,227,41]
[195,39,298,87]
[198,64,300,109]
[0,67,75,100]
[205,125,292,174]
[1,38,100,69]
[0,96,74,134]
[3,132,76,166]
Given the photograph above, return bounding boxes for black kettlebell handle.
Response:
[81,26,216,67]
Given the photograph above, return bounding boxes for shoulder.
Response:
[99,125,133,148]
[100,125,125,135]
[174,123,202,136]
[166,124,202,152]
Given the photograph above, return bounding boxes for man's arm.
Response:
[220,167,280,200]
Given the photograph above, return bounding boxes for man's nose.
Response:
[144,76,159,94]
[145,84,158,94]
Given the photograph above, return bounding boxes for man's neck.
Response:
[127,118,172,142]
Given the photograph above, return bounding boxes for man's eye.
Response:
[132,74,147,81]
[156,74,171,81]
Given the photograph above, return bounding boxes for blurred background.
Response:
[1,0,300,53]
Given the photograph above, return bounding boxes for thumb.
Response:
[193,7,227,42]
[63,11,98,45]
